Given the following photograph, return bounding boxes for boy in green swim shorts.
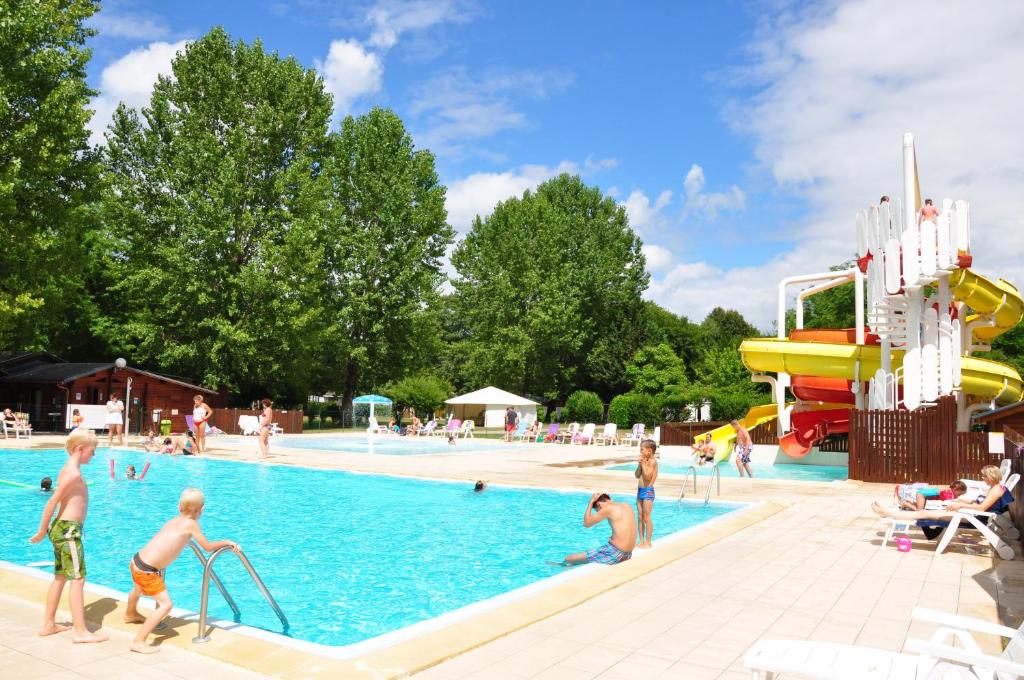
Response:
[29,429,108,643]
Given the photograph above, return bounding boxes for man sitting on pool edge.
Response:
[562,492,636,565]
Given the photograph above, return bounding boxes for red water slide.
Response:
[778,408,851,457]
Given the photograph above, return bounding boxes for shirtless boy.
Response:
[29,429,108,643]
[125,488,238,653]
[731,419,753,478]
[563,492,637,565]
[634,440,659,548]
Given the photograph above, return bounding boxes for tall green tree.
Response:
[0,0,100,352]
[451,174,648,402]
[624,343,687,396]
[96,28,332,401]
[317,108,452,407]
[700,307,760,348]
[641,301,702,378]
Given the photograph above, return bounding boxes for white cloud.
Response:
[410,68,572,157]
[90,13,170,40]
[683,163,746,217]
[655,1,1024,328]
[366,0,473,50]
[622,189,672,230]
[89,40,189,145]
[316,39,384,118]
[641,245,673,274]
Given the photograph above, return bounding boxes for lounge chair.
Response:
[508,417,529,441]
[745,606,1024,679]
[515,417,539,442]
[542,423,560,442]
[417,420,437,436]
[238,415,261,435]
[594,423,618,446]
[367,416,389,435]
[620,423,645,447]
[651,425,661,446]
[575,423,596,445]
[557,422,580,444]
[880,473,1019,560]
[459,420,475,438]
[2,414,31,439]
[437,419,461,438]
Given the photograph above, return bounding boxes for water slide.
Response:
[737,268,1024,455]
[692,403,778,464]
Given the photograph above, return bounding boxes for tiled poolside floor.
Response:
[2,434,1021,679]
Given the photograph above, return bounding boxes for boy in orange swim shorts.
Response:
[125,488,238,653]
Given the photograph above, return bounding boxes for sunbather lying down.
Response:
[872,465,1011,528]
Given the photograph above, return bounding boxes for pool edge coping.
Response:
[0,500,784,678]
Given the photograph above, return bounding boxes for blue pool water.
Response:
[0,449,742,648]
[608,461,848,482]
[273,435,497,455]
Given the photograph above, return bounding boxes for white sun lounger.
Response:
[745,606,1024,679]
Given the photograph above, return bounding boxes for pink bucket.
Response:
[896,535,912,553]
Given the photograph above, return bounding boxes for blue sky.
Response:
[84,1,1024,330]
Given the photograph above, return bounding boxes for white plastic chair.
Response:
[620,423,645,447]
[745,606,1024,679]
[594,423,618,446]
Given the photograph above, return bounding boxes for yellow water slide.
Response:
[693,404,777,464]
[737,268,1024,410]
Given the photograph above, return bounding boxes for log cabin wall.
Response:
[64,368,223,434]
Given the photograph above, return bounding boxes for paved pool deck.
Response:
[1,432,1021,679]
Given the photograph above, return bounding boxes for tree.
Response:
[981,321,1024,377]
[381,373,451,418]
[641,302,702,377]
[96,28,332,402]
[0,0,100,353]
[624,343,687,396]
[317,108,452,408]
[607,392,659,428]
[700,307,760,348]
[451,174,648,402]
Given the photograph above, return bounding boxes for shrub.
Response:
[707,388,769,421]
[563,390,603,423]
[381,373,452,419]
[323,415,333,427]
[302,415,310,427]
[607,392,660,428]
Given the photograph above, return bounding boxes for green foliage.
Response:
[641,302,702,376]
[0,0,101,353]
[700,307,760,348]
[317,108,452,405]
[625,343,687,395]
[980,322,1024,377]
[450,174,648,401]
[96,28,333,402]
[659,384,708,421]
[706,389,767,421]
[563,390,603,423]
[381,373,452,418]
[607,392,659,428]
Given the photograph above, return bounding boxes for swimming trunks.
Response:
[130,553,167,596]
[637,486,655,501]
[585,542,632,565]
[505,423,515,432]
[49,519,85,579]
[736,445,752,464]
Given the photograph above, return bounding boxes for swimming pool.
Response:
[0,449,743,650]
[272,434,498,455]
[607,461,848,482]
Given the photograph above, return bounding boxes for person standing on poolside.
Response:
[563,492,636,565]
[504,406,517,442]
[192,395,214,455]
[258,398,273,460]
[731,419,754,478]
[29,429,108,643]
[634,439,658,548]
[106,394,125,446]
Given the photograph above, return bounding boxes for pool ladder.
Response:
[188,540,290,643]
[677,464,720,505]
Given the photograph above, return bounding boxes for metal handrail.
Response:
[187,541,241,622]
[703,465,720,505]
[677,465,698,501]
[192,544,289,643]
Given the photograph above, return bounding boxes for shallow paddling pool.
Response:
[0,448,743,650]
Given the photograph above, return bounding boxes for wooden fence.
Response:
[660,421,727,445]
[848,396,992,483]
[209,408,304,435]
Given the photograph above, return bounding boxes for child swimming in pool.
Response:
[40,476,53,492]
[125,488,238,653]
[562,492,636,565]
[125,465,137,480]
[634,440,658,548]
